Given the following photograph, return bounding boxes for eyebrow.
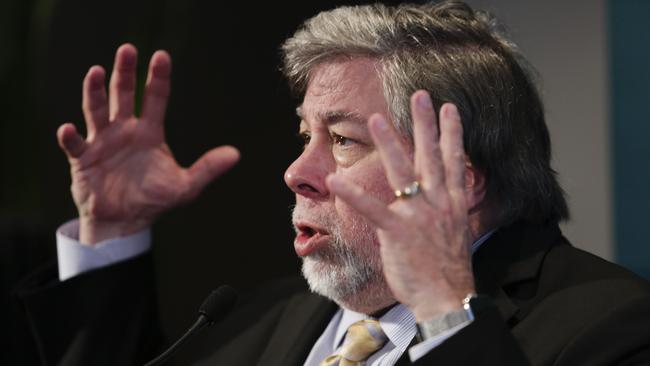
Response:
[296,106,367,126]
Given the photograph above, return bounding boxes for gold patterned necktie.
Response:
[320,319,388,366]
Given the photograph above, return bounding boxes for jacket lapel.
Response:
[472,222,562,324]
[257,292,337,366]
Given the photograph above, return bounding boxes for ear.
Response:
[464,158,487,212]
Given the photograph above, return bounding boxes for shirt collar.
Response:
[334,304,417,353]
[471,227,497,253]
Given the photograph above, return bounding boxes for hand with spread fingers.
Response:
[57,44,240,245]
[327,90,477,322]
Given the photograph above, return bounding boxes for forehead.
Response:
[299,57,389,123]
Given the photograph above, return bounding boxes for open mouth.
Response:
[297,224,317,238]
[295,222,328,239]
[293,221,330,256]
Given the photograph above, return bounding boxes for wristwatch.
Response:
[416,293,478,341]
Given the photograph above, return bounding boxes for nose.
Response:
[284,144,332,200]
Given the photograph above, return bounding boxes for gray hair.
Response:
[281,1,569,225]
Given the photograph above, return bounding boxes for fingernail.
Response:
[417,92,432,109]
[373,115,389,131]
[326,174,342,189]
[446,104,460,120]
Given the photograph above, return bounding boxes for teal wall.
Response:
[609,0,650,279]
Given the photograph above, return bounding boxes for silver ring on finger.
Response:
[394,181,421,199]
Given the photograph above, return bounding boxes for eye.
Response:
[332,133,355,147]
[298,132,311,147]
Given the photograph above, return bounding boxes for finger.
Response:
[108,43,138,121]
[141,50,171,125]
[327,174,397,230]
[57,123,87,158]
[82,66,109,138]
[186,146,240,197]
[411,90,445,200]
[439,103,467,213]
[368,114,416,191]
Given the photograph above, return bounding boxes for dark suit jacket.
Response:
[13,221,650,365]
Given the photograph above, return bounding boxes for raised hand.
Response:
[57,44,240,244]
[327,91,476,321]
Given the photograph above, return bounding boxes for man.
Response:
[16,1,650,365]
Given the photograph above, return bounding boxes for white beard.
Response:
[292,204,393,309]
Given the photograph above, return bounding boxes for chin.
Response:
[301,255,395,314]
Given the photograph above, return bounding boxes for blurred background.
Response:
[1,0,648,361]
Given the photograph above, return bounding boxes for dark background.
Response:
[0,0,405,355]
[3,0,650,364]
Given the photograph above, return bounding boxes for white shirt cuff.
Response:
[408,320,471,361]
[56,219,151,281]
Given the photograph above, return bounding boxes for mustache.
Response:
[291,203,336,233]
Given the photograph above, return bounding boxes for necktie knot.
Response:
[320,319,388,366]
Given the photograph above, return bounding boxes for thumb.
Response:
[57,123,87,159]
[186,146,240,197]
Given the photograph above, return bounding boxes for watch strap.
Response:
[416,293,477,341]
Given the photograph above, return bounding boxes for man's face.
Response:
[284,57,406,310]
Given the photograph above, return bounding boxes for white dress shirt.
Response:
[56,220,151,281]
[55,219,495,364]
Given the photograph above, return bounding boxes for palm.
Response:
[71,120,178,219]
[58,44,239,243]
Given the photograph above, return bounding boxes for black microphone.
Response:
[144,285,237,366]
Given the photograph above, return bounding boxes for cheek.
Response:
[360,175,394,204]
[353,157,395,204]
[333,157,395,221]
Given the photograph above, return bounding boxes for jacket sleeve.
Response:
[411,294,650,366]
[411,300,531,365]
[15,252,164,366]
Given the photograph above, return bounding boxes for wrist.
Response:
[411,286,476,322]
[79,216,150,245]
[413,298,463,323]
[416,293,477,341]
